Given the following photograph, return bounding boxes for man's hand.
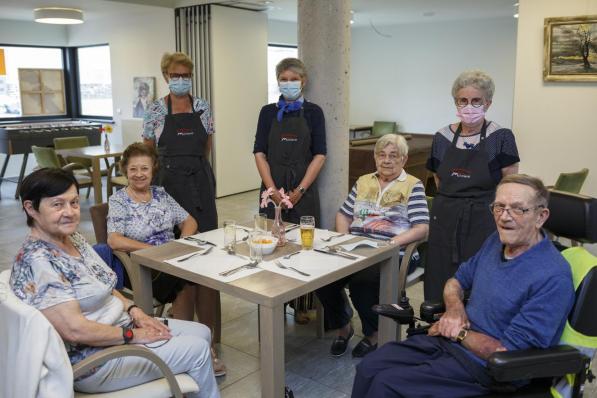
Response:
[437,306,470,340]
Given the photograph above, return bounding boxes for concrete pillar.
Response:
[298,0,351,229]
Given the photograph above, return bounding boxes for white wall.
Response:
[0,19,67,46]
[513,0,597,197]
[350,17,518,133]
[211,6,267,197]
[68,6,176,144]
[268,19,297,45]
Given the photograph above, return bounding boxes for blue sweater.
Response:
[454,232,574,361]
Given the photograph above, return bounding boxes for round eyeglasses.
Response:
[455,97,484,108]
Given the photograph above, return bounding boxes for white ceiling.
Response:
[0,0,518,26]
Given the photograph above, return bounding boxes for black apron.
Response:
[424,122,497,300]
[261,108,320,226]
[157,95,217,232]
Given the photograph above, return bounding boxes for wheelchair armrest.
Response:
[420,300,445,323]
[487,345,588,382]
[372,304,415,324]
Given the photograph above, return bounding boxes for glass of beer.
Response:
[223,220,236,253]
[300,215,315,250]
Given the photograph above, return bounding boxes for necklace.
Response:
[127,186,151,203]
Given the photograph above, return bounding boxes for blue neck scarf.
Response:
[276,96,304,122]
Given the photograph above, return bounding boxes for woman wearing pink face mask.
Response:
[424,70,520,301]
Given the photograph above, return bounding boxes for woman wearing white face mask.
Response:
[142,52,222,348]
[253,57,327,324]
[424,70,520,301]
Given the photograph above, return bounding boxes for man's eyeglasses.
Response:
[168,73,192,80]
[455,97,484,108]
[375,153,402,162]
[489,203,544,217]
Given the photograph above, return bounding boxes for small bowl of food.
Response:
[250,235,279,255]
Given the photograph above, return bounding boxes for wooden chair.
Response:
[554,168,589,194]
[0,270,198,398]
[106,163,128,198]
[89,203,164,317]
[31,145,93,198]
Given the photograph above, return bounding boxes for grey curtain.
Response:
[175,4,212,104]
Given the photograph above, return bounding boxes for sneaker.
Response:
[330,326,354,357]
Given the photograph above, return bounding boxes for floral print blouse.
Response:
[10,232,130,372]
[107,186,189,245]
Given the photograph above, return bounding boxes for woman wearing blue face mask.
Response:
[142,52,223,364]
[253,57,327,323]
[424,70,520,301]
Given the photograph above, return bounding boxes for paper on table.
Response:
[175,229,248,248]
[164,248,262,282]
[339,239,379,252]
[259,249,365,282]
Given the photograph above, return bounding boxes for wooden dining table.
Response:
[56,144,124,204]
[130,228,402,398]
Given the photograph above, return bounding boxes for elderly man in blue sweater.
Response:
[352,174,575,398]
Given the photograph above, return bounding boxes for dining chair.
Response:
[31,145,93,198]
[554,168,589,194]
[106,162,128,198]
[0,270,197,398]
[54,136,111,176]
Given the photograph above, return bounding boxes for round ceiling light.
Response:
[34,7,84,24]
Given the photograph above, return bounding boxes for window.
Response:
[77,45,113,117]
[267,44,298,104]
[0,46,63,118]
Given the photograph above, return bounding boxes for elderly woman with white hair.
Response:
[316,134,429,358]
[424,70,520,301]
[253,57,327,324]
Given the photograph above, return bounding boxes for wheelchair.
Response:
[374,189,597,398]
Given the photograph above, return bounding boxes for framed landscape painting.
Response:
[544,15,597,82]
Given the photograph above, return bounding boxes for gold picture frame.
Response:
[544,15,597,82]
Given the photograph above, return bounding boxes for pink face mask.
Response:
[456,105,485,125]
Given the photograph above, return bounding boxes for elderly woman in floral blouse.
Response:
[10,167,218,397]
[107,142,225,376]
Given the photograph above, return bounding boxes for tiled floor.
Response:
[1,180,595,397]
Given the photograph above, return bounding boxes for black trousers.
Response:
[316,265,380,337]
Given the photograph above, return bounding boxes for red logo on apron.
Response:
[177,128,194,136]
[450,168,471,178]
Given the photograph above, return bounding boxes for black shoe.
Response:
[330,326,354,357]
[352,337,377,358]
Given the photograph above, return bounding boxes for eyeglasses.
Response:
[375,153,402,162]
[489,203,544,217]
[168,73,192,80]
[455,97,484,108]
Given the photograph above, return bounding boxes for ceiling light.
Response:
[34,7,84,24]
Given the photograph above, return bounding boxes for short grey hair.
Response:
[276,58,307,80]
[451,69,495,101]
[374,134,409,158]
[497,174,549,208]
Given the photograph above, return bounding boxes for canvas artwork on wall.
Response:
[132,77,155,118]
[544,15,597,82]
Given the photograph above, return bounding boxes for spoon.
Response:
[219,260,259,277]
[177,246,213,262]
[321,233,345,242]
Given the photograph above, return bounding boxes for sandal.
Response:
[211,347,227,377]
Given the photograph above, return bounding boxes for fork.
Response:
[283,251,301,260]
[321,233,345,242]
[219,260,259,277]
[177,246,213,262]
[274,260,310,276]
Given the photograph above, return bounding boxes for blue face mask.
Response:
[169,78,192,96]
[279,81,302,100]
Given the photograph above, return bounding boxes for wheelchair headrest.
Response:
[544,189,597,244]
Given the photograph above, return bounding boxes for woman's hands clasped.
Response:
[129,307,172,344]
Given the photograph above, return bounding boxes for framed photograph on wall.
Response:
[544,15,597,82]
[132,77,155,118]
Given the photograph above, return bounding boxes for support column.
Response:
[298,0,351,229]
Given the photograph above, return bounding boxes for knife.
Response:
[314,248,358,260]
[285,224,300,233]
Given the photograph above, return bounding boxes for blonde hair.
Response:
[275,57,307,80]
[161,52,194,78]
[374,134,409,158]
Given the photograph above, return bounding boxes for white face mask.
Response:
[279,81,302,100]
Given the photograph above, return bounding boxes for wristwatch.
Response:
[122,327,134,344]
[456,328,469,344]
[298,186,306,194]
